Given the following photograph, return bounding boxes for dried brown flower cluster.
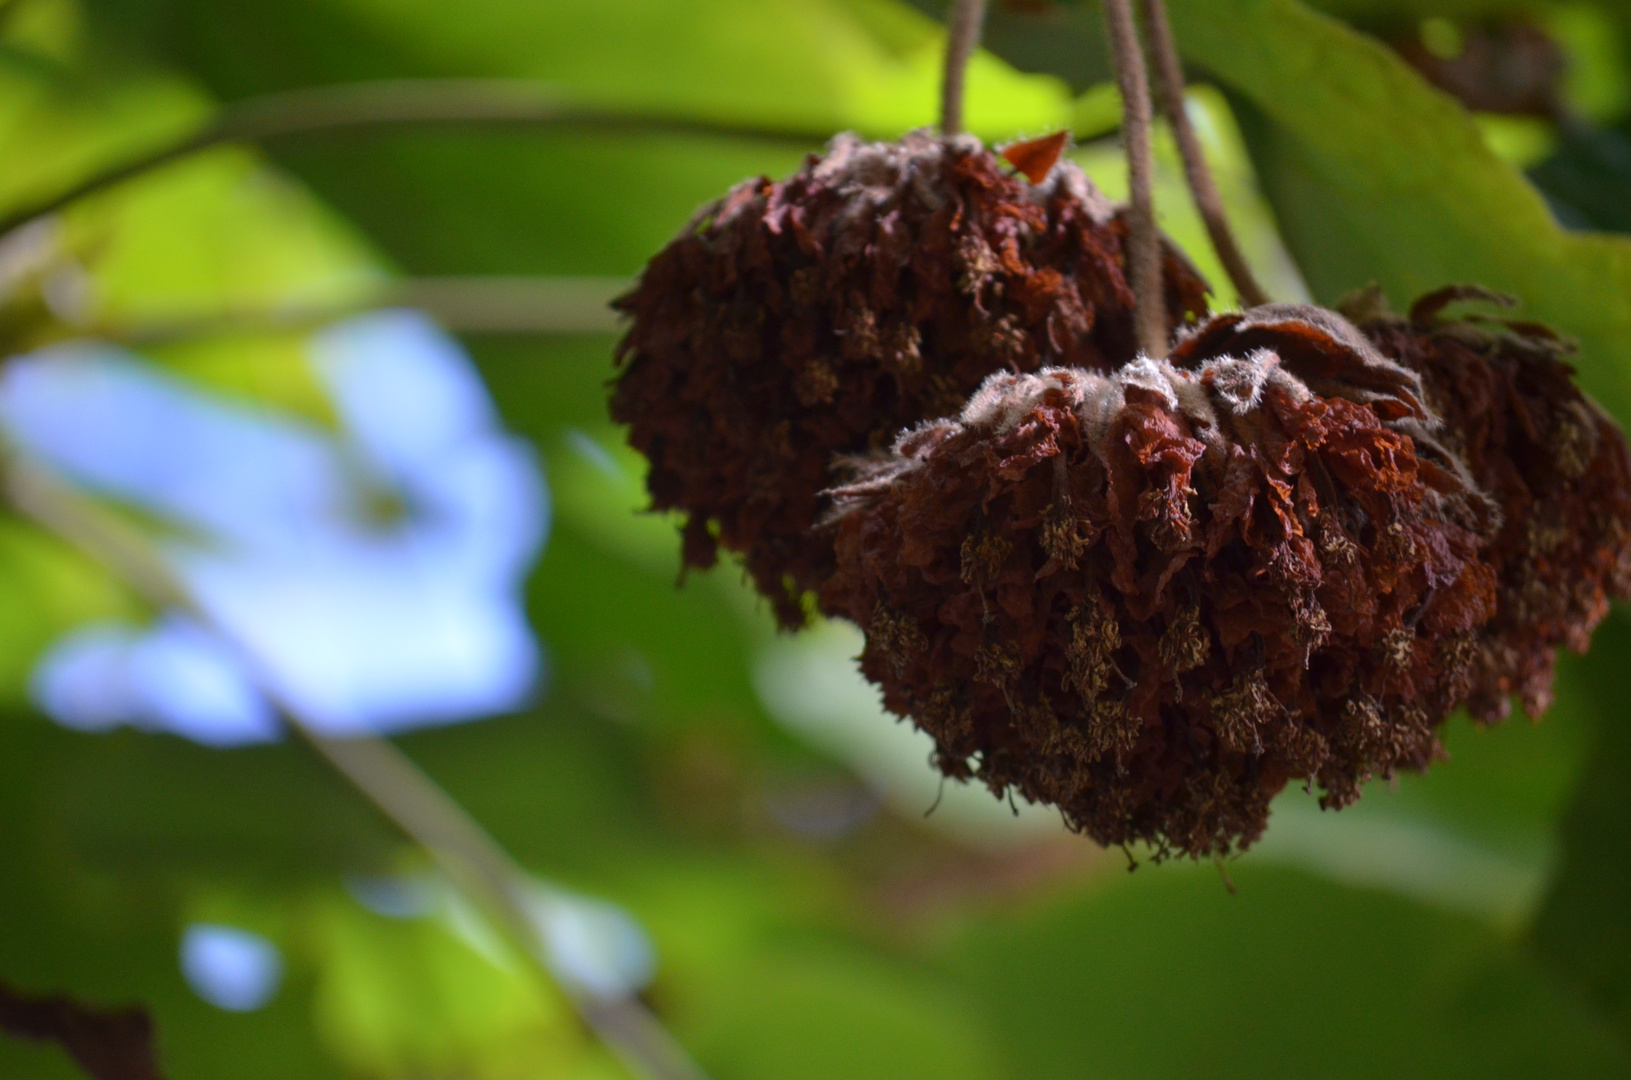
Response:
[611,131,1208,627]
[609,130,1631,857]
[1346,287,1631,721]
[820,306,1507,856]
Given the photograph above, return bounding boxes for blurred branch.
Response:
[0,447,711,1080]
[940,0,988,136]
[106,275,633,345]
[397,275,629,334]
[0,78,838,240]
[1139,0,1267,307]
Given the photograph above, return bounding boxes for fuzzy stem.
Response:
[1102,0,1167,358]
[940,0,989,136]
[1139,0,1268,308]
[0,79,834,241]
[0,447,711,1080]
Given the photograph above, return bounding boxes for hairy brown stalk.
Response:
[1139,0,1269,307]
[940,0,990,136]
[1102,0,1167,357]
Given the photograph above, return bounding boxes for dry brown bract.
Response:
[821,307,1499,857]
[611,131,1208,627]
[1348,286,1631,720]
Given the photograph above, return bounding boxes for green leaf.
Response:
[1532,611,1631,1040]
[680,945,1006,1080]
[1164,0,1631,419]
[943,862,1631,1079]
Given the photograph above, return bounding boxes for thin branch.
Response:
[1138,0,1268,307]
[105,275,633,346]
[0,79,835,241]
[396,275,630,334]
[296,735,707,1080]
[940,0,990,136]
[1102,0,1166,357]
[0,448,710,1080]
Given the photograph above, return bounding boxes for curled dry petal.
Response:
[611,131,1209,627]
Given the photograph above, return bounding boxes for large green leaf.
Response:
[1211,0,1631,417]
[301,887,610,1080]
[943,862,1631,1079]
[1532,611,1631,1040]
[678,944,1005,1080]
[1172,0,1631,418]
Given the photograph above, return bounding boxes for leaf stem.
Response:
[940,0,989,136]
[0,447,711,1080]
[1102,0,1167,358]
[0,79,833,241]
[1138,0,1268,307]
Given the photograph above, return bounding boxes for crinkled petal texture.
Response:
[823,314,1498,858]
[1349,288,1631,721]
[611,131,1209,627]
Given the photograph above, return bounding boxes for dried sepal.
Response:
[611,131,1209,627]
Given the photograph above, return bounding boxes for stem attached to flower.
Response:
[940,0,989,136]
[1102,0,1167,358]
[0,79,835,242]
[0,447,711,1080]
[1139,0,1268,308]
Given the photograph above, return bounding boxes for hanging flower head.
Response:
[1346,286,1631,720]
[611,131,1208,627]
[821,306,1498,857]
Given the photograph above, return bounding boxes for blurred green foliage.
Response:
[2,0,1630,1077]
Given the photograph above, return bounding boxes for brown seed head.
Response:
[821,308,1498,857]
[610,131,1209,627]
